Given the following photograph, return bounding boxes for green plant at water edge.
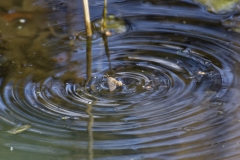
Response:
[194,0,239,13]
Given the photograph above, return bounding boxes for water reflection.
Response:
[1,0,240,160]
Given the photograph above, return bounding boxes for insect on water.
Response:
[104,74,124,91]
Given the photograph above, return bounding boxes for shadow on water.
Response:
[1,0,240,160]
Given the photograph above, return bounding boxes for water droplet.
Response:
[217,110,224,115]
[145,85,152,90]
[69,35,75,40]
[61,116,70,120]
[52,7,58,11]
[182,127,192,132]
[222,19,235,27]
[19,19,26,23]
[205,90,216,94]
[8,10,15,14]
[105,30,112,36]
[198,71,206,75]
[204,61,211,65]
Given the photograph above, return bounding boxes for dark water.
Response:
[1,0,240,160]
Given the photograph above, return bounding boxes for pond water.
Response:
[1,0,240,160]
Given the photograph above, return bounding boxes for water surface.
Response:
[1,0,240,160]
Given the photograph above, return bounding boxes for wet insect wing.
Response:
[107,77,117,91]
[105,74,124,91]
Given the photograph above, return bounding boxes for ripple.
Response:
[1,0,240,160]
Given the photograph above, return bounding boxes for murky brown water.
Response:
[1,0,240,160]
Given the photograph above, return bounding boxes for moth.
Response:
[105,74,124,91]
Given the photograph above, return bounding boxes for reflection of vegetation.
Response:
[85,37,94,160]
[102,33,112,71]
[93,15,127,36]
[222,15,240,33]
[85,36,92,88]
[86,104,94,160]
[85,32,93,160]
[194,0,240,33]
[194,0,239,13]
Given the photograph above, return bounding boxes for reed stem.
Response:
[102,0,108,30]
[82,0,92,36]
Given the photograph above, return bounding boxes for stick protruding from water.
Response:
[82,0,92,37]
